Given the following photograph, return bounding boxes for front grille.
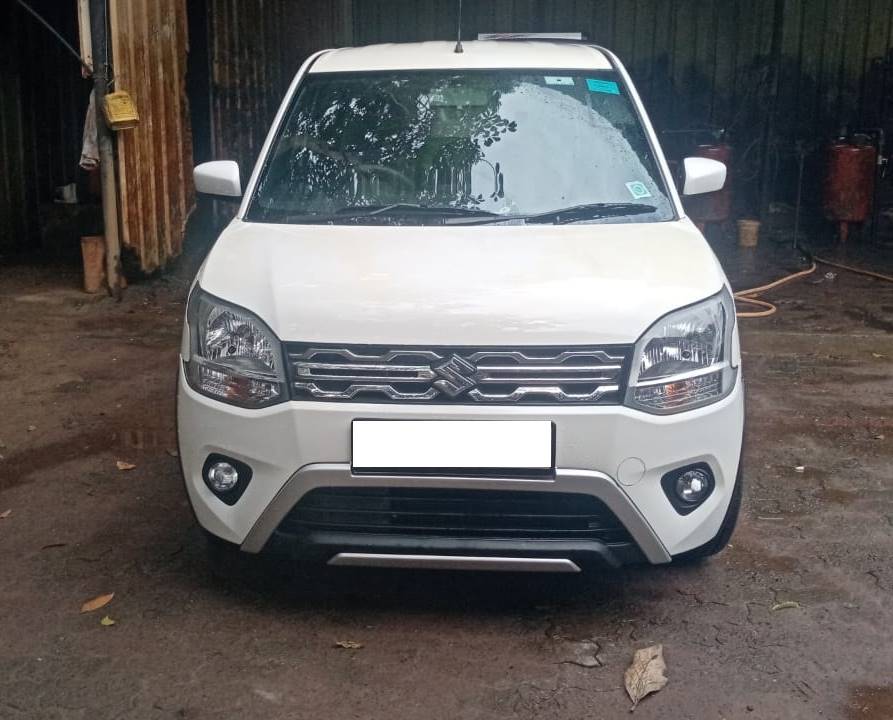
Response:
[279,487,633,544]
[286,344,631,404]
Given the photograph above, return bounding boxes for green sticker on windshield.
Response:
[586,78,620,95]
[625,181,652,200]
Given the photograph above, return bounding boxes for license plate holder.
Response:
[351,420,555,474]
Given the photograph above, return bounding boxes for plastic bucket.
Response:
[80,235,106,293]
[737,219,760,248]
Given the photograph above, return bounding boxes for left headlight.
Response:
[625,288,737,414]
[183,287,287,408]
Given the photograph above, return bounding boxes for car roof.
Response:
[309,41,613,73]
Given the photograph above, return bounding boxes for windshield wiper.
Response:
[254,203,501,225]
[525,202,658,224]
[452,202,658,226]
[334,203,500,218]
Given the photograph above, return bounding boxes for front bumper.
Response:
[177,366,744,565]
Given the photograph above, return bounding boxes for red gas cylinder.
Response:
[684,143,733,229]
[824,141,876,241]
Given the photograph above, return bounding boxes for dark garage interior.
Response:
[5,0,893,270]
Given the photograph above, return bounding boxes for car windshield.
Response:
[247,69,675,225]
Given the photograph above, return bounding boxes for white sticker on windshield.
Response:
[544,76,574,86]
[625,181,652,200]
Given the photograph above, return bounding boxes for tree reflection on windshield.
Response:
[249,70,673,225]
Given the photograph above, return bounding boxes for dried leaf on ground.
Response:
[80,592,115,613]
[116,461,136,471]
[99,615,116,626]
[771,600,801,611]
[624,644,668,710]
[334,640,363,650]
[0,509,11,519]
[27,425,37,432]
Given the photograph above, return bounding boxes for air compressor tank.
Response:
[823,139,876,242]
[684,143,733,231]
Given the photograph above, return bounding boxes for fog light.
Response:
[201,454,252,505]
[207,461,239,493]
[660,463,715,515]
[675,468,710,503]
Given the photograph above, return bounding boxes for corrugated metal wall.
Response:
[348,0,893,132]
[207,0,287,180]
[206,0,893,215]
[109,0,194,272]
[4,1,892,261]
[205,0,353,178]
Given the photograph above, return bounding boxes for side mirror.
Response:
[194,161,242,199]
[681,157,727,196]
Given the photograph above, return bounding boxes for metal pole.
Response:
[89,0,122,298]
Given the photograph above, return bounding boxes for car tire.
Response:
[671,463,743,564]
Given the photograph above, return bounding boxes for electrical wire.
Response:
[733,252,893,318]
[14,0,93,72]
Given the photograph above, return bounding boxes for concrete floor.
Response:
[0,239,892,719]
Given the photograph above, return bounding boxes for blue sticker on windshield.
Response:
[625,181,652,200]
[586,78,620,95]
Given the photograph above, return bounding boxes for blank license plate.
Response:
[351,420,554,472]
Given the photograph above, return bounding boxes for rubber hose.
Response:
[733,253,893,318]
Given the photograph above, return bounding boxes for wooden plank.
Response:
[77,0,93,71]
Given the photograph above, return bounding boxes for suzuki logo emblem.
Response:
[433,354,477,397]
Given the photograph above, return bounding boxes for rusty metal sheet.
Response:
[109,0,193,273]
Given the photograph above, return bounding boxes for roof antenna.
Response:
[454,0,464,53]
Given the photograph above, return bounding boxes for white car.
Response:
[179,38,743,574]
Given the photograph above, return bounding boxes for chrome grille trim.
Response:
[287,345,631,405]
[466,385,620,402]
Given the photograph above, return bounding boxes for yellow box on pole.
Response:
[103,91,139,130]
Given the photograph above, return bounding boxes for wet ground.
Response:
[1,235,892,719]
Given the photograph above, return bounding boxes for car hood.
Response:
[197,219,728,346]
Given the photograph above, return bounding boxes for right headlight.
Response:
[183,287,287,408]
[625,288,737,414]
